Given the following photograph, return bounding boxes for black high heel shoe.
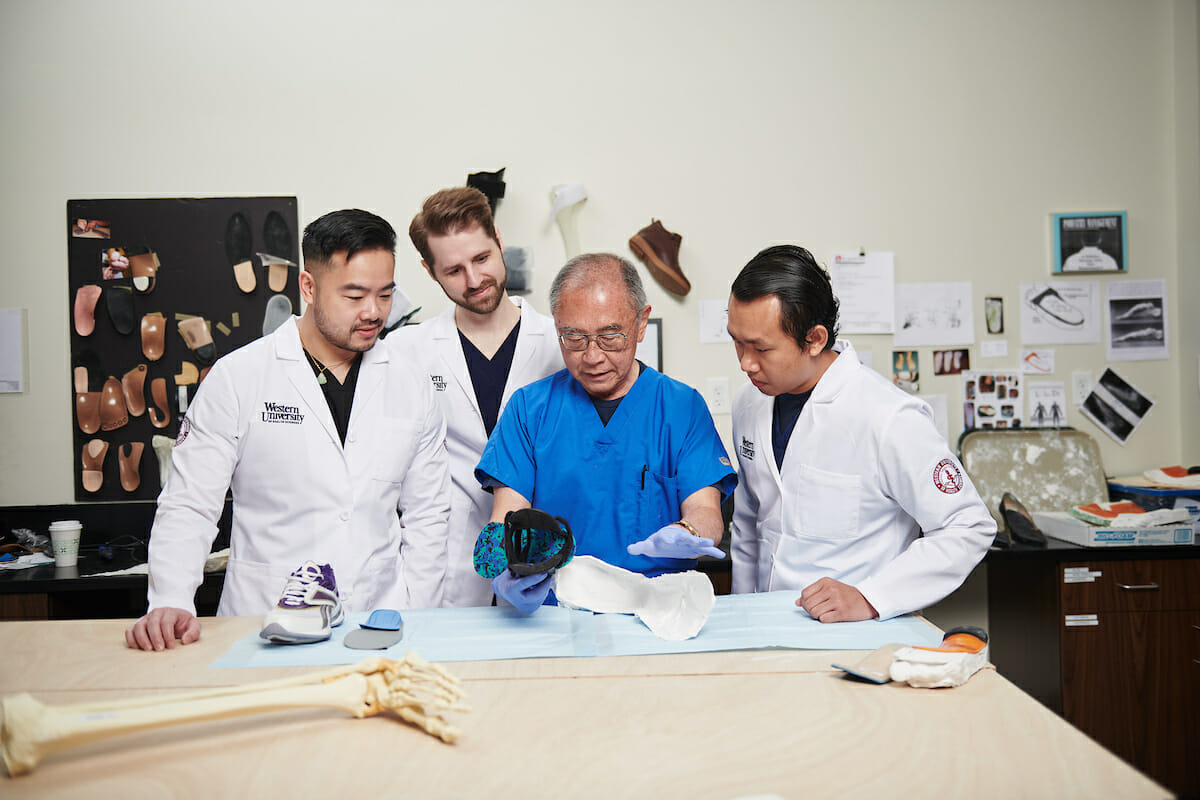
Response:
[999,492,1046,547]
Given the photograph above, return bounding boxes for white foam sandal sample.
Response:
[1143,466,1200,488]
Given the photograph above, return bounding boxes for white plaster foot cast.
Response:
[554,555,715,641]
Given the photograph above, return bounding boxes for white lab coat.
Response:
[147,316,451,617]
[391,297,563,606]
[730,342,995,619]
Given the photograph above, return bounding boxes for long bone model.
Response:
[1,654,469,777]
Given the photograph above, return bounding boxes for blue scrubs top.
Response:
[476,366,738,576]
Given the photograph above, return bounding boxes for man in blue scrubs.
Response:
[476,253,737,612]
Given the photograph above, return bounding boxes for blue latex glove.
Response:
[491,571,553,615]
[626,524,725,560]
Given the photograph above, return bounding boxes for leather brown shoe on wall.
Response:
[629,219,690,296]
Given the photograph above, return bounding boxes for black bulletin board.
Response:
[67,197,300,501]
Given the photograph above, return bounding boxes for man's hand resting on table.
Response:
[796,577,879,623]
[125,607,201,651]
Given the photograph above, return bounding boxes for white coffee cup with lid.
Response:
[48,520,83,568]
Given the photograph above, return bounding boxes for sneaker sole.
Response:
[259,622,332,645]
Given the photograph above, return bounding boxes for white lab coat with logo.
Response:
[730,342,995,619]
[147,316,451,617]
[391,297,563,606]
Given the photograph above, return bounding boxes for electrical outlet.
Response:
[707,377,731,414]
[1072,370,1093,406]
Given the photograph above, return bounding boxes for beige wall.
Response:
[1,0,1197,508]
[1176,0,1200,465]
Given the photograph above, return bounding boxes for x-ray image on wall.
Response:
[1080,367,1153,445]
[1106,279,1168,361]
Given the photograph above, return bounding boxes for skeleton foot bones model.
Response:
[0,654,469,777]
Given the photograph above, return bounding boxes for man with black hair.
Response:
[127,209,451,651]
[726,245,994,623]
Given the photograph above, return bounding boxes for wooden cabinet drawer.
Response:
[1060,559,1200,613]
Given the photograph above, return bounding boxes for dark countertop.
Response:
[0,548,225,596]
[984,538,1200,563]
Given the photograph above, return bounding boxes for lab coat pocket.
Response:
[221,556,281,617]
[791,464,860,540]
[367,419,422,483]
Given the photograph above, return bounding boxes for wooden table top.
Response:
[0,617,1168,798]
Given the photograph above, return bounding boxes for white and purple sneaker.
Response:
[259,561,345,644]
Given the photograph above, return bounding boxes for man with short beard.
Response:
[127,209,451,651]
[399,188,562,607]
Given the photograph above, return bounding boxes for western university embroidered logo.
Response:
[933,458,964,494]
[262,401,304,424]
[431,374,448,392]
[740,436,755,460]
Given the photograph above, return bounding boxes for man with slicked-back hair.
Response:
[726,244,995,623]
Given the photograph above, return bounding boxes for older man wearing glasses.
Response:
[475,253,737,613]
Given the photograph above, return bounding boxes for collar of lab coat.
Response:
[272,315,390,448]
[808,339,858,405]
[749,340,858,484]
[427,295,530,340]
[427,296,547,413]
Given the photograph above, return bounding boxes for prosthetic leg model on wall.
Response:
[548,183,587,258]
[0,654,469,777]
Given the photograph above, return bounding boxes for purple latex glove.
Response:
[626,524,725,560]
[491,571,553,614]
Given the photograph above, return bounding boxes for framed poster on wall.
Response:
[638,317,663,373]
[68,197,300,501]
[1051,211,1127,273]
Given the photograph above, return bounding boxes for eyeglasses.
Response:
[558,331,630,352]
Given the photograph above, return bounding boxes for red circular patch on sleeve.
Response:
[933,458,963,494]
[175,415,191,447]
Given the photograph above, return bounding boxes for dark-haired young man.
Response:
[726,245,994,623]
[398,187,562,607]
[127,209,451,651]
